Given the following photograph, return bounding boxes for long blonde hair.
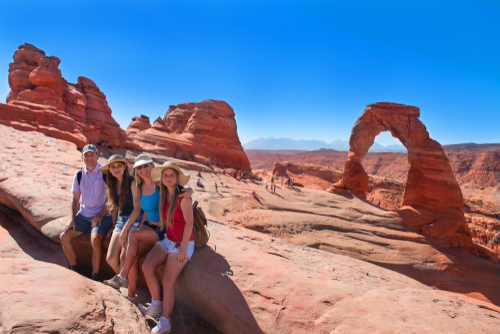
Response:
[105,163,131,212]
[159,168,183,230]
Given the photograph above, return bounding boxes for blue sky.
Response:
[0,0,499,146]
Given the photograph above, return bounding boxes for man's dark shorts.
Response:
[73,214,113,235]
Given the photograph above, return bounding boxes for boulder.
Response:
[126,115,152,136]
[130,100,251,170]
[28,56,65,95]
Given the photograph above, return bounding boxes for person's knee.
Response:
[91,234,103,249]
[129,230,139,242]
[60,230,74,244]
[142,261,154,274]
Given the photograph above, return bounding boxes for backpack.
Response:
[77,169,107,185]
[176,196,210,248]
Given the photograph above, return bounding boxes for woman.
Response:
[139,161,195,334]
[104,154,193,304]
[99,154,143,274]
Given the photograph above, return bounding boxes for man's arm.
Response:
[62,192,81,233]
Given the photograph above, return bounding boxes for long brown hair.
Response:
[105,162,131,212]
[159,168,182,230]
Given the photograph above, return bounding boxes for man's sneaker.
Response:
[138,301,162,320]
[151,316,171,334]
[103,275,128,289]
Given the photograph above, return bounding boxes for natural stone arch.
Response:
[329,102,463,208]
[328,102,493,259]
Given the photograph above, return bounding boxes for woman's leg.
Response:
[161,253,189,319]
[120,228,158,279]
[106,231,122,274]
[127,242,154,298]
[142,243,168,301]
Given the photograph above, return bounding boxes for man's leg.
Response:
[90,215,113,280]
[60,228,83,268]
[91,233,104,276]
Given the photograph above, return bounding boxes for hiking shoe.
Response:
[139,301,163,320]
[151,316,171,333]
[103,275,128,289]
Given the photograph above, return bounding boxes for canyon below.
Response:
[1,44,499,334]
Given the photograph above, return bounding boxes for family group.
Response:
[60,144,195,334]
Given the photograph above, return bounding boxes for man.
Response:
[60,144,112,281]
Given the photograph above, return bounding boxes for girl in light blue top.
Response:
[104,154,192,303]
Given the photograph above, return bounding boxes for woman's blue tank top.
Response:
[141,186,160,222]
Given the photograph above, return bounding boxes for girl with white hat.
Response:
[139,161,195,333]
[104,154,193,304]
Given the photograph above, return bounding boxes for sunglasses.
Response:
[136,164,151,170]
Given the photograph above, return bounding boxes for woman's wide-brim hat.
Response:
[151,161,190,187]
[133,154,156,169]
[99,154,133,174]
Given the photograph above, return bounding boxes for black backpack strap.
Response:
[102,173,107,183]
[77,169,83,185]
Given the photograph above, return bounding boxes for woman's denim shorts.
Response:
[157,237,195,260]
[114,213,143,232]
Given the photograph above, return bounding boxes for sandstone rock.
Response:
[28,56,65,95]
[328,103,478,256]
[130,100,251,170]
[2,44,138,150]
[2,125,500,333]
[63,83,87,123]
[126,115,151,136]
[0,215,150,333]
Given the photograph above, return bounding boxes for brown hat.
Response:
[151,161,190,187]
[99,154,133,174]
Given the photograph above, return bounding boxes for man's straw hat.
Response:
[151,161,190,186]
[99,154,133,174]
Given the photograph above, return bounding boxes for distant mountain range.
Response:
[243,137,406,152]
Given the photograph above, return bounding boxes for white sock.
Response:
[127,296,136,301]
[119,274,128,281]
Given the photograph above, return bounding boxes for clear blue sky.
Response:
[0,0,499,146]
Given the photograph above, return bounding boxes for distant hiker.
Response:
[252,191,257,199]
[265,180,268,190]
[99,154,144,275]
[290,178,294,189]
[197,171,201,178]
[60,144,112,281]
[206,158,210,165]
[196,178,203,187]
[215,182,218,192]
[139,161,195,333]
[104,155,192,304]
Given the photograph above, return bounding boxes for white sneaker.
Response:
[138,300,163,320]
[151,316,171,333]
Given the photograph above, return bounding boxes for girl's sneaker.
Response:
[138,300,162,320]
[151,316,171,334]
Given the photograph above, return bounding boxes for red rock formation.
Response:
[328,102,483,258]
[126,115,152,136]
[130,100,251,170]
[1,43,138,150]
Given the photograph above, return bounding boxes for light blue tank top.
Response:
[141,186,160,222]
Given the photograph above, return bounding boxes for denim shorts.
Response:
[113,213,143,232]
[74,214,113,236]
[157,237,195,259]
[142,221,166,241]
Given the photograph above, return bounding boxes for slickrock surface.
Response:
[2,43,137,149]
[0,208,150,333]
[2,125,500,333]
[129,100,251,170]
